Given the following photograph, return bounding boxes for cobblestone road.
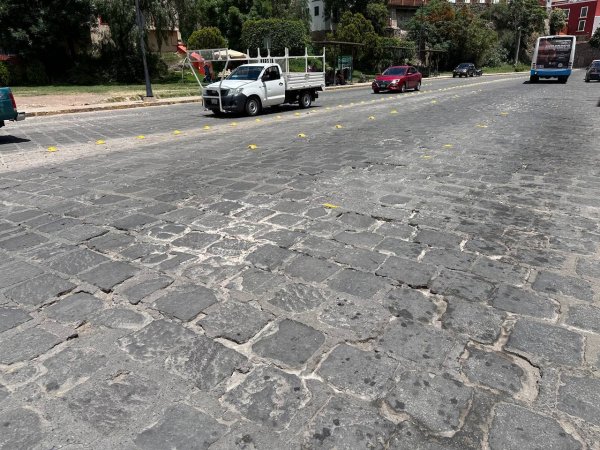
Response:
[1,73,599,449]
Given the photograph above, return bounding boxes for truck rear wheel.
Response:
[299,91,312,108]
[245,97,261,116]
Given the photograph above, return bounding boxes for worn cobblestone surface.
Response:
[1,74,600,448]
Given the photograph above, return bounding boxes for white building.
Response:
[310,0,333,39]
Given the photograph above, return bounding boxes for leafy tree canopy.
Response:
[549,8,567,35]
[240,18,309,54]
[187,26,227,49]
[590,27,600,49]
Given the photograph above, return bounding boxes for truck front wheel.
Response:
[299,91,312,108]
[245,97,261,116]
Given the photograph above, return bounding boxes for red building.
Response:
[553,0,600,39]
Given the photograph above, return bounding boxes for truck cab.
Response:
[0,87,25,127]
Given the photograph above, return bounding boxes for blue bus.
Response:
[530,35,576,83]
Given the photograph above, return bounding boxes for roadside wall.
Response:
[575,42,600,67]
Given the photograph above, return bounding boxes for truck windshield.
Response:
[227,66,263,81]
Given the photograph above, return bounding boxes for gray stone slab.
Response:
[134,404,228,449]
[284,254,339,283]
[226,268,287,299]
[294,235,347,259]
[442,299,505,344]
[199,301,273,343]
[415,229,462,249]
[118,319,197,362]
[565,304,600,333]
[253,319,325,368]
[0,383,7,402]
[319,296,391,340]
[171,231,221,250]
[334,231,384,249]
[575,257,600,279]
[318,344,397,400]
[383,287,437,324]
[165,335,247,390]
[471,257,529,285]
[333,246,386,272]
[0,260,44,289]
[461,347,524,395]
[302,394,397,449]
[67,373,159,433]
[245,244,295,270]
[532,271,594,302]
[267,283,328,313]
[256,229,304,248]
[89,308,146,329]
[505,319,584,367]
[49,248,109,276]
[377,321,463,367]
[153,285,218,321]
[79,261,138,291]
[5,273,76,307]
[327,269,390,299]
[0,327,62,364]
[338,212,377,230]
[385,371,473,434]
[40,347,108,394]
[145,222,187,240]
[0,408,43,449]
[491,284,558,319]
[87,232,135,252]
[558,375,600,426]
[0,231,47,251]
[206,238,254,257]
[222,366,306,430]
[0,306,32,333]
[489,403,581,450]
[375,237,425,259]
[56,224,107,243]
[376,221,414,240]
[121,275,173,305]
[111,213,157,230]
[421,248,476,272]
[429,269,495,302]
[376,256,437,287]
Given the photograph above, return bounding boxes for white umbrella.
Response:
[213,49,248,60]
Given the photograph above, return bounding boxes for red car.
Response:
[372,65,422,93]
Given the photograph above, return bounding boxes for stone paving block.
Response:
[421,248,476,272]
[334,231,384,249]
[505,319,584,367]
[253,319,325,368]
[380,194,411,205]
[375,221,414,240]
[257,229,304,248]
[294,235,346,258]
[87,232,135,253]
[153,285,218,321]
[199,301,272,343]
[90,193,128,205]
[49,248,109,276]
[575,257,600,279]
[206,238,254,257]
[470,257,529,286]
[134,404,228,449]
[558,375,600,426]
[302,394,397,449]
[463,237,509,257]
[319,296,391,339]
[20,241,74,264]
[0,260,44,289]
[429,269,495,302]
[6,208,44,223]
[376,256,437,287]
[40,347,108,394]
[327,269,390,299]
[79,261,138,292]
[414,229,462,249]
[44,292,104,323]
[508,248,567,269]
[56,224,107,243]
[491,284,558,319]
[377,321,463,367]
[145,222,187,240]
[171,231,221,250]
[121,275,173,305]
[89,308,146,330]
[532,271,594,302]
[5,273,76,307]
[383,287,437,324]
[385,371,473,434]
[267,213,305,227]
[267,283,328,313]
[375,237,424,259]
[124,242,168,261]
[0,306,32,333]
[156,252,197,271]
[110,213,157,230]
[0,408,43,449]
[489,403,581,450]
[564,304,600,333]
[318,344,398,400]
[222,366,307,430]
[461,347,524,396]
[182,258,244,287]
[118,319,197,362]
[0,327,62,364]
[283,254,339,283]
[245,244,295,271]
[338,212,377,230]
[332,246,386,272]
[442,299,505,344]
[165,335,247,390]
[67,373,159,433]
[227,268,287,299]
[36,216,81,233]
[0,231,47,251]
[0,383,7,402]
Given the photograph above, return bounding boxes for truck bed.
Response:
[284,72,325,91]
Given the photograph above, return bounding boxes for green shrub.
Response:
[513,62,529,72]
[187,27,227,50]
[0,62,9,85]
[25,60,49,85]
[241,19,309,55]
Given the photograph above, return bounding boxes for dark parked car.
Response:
[585,60,600,82]
[453,63,482,78]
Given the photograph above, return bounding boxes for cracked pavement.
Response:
[1,73,600,449]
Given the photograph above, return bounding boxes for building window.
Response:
[580,6,588,18]
[578,19,586,31]
[563,8,569,19]
[314,5,319,16]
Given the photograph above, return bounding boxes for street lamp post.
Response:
[514,26,522,65]
[135,0,153,99]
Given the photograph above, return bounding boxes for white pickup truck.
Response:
[202,61,325,116]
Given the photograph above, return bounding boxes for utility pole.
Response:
[514,26,522,65]
[135,0,154,99]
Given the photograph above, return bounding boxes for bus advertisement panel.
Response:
[530,35,576,83]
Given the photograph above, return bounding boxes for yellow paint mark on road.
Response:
[476,124,488,128]
[255,118,262,122]
[368,116,375,120]
[430,100,437,104]
[96,139,106,145]
[298,133,306,138]
[203,125,211,130]
[137,135,145,139]
[422,155,432,159]
[47,146,58,152]
[276,115,283,119]
[390,110,398,114]
[295,112,302,116]
[335,124,343,129]
[230,122,238,127]
[443,144,453,148]
[323,203,339,209]
[500,112,509,116]
[248,144,258,150]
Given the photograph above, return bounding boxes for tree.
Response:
[549,8,567,35]
[589,26,600,49]
[366,2,389,35]
[241,18,308,53]
[187,27,227,49]
[331,12,379,70]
